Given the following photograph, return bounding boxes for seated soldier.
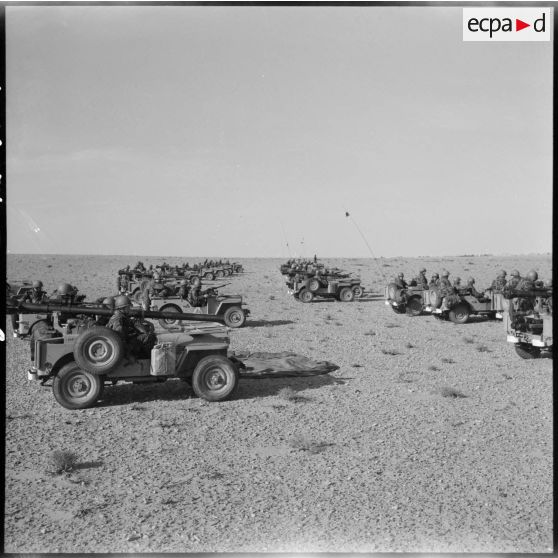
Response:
[453,277,462,289]
[188,278,205,307]
[178,279,189,300]
[465,277,484,299]
[490,270,507,292]
[415,268,428,288]
[395,273,408,289]
[429,273,440,289]
[107,295,156,359]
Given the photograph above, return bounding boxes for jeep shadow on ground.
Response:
[246,319,296,327]
[235,372,349,400]
[95,370,347,407]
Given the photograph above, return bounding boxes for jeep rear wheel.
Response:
[338,287,354,302]
[299,289,314,303]
[204,272,214,281]
[406,296,423,317]
[191,355,239,401]
[158,304,183,329]
[216,270,225,279]
[53,362,104,410]
[515,343,541,359]
[449,303,471,324]
[223,306,246,328]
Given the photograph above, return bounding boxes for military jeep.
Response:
[9,301,241,409]
[287,274,363,303]
[384,282,433,316]
[428,288,504,324]
[503,287,553,359]
[144,288,250,329]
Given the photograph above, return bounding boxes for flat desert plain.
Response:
[4,253,553,553]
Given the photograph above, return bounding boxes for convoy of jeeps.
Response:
[5,257,552,411]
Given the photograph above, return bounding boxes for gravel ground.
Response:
[4,254,553,552]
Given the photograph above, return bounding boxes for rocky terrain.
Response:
[4,253,553,552]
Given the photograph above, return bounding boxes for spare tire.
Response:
[308,278,321,293]
[73,326,125,375]
[387,283,399,300]
[429,289,442,309]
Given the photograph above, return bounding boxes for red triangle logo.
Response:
[516,19,530,31]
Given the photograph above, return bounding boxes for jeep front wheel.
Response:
[223,306,246,328]
[74,327,125,375]
[448,303,471,324]
[338,287,354,302]
[298,289,314,303]
[191,355,239,401]
[53,362,104,410]
[406,296,423,317]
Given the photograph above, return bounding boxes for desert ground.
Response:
[4,253,553,553]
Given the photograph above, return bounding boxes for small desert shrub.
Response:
[441,358,455,364]
[49,450,79,475]
[406,342,414,349]
[278,387,306,403]
[325,314,333,321]
[428,365,440,372]
[269,295,276,301]
[381,348,400,356]
[463,336,475,344]
[364,331,376,336]
[440,387,467,399]
[334,322,343,326]
[289,434,330,454]
[352,363,363,368]
[385,324,401,329]
[382,263,391,267]
[476,344,491,353]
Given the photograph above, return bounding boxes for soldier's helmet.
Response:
[420,268,426,273]
[57,283,74,295]
[398,273,404,278]
[193,277,201,287]
[114,295,131,309]
[32,280,43,289]
[102,296,115,310]
[153,271,160,280]
[432,273,439,279]
[442,270,450,277]
[511,270,520,277]
[526,269,538,281]
[454,277,461,283]
[499,270,507,277]
[468,277,475,284]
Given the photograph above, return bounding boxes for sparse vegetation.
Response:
[441,358,455,364]
[463,336,475,344]
[364,330,376,336]
[406,342,414,349]
[476,344,491,353]
[278,387,308,403]
[428,365,440,371]
[289,434,332,454]
[440,387,467,399]
[381,349,401,356]
[49,450,79,475]
[385,324,401,329]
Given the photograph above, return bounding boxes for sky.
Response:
[5,5,553,258]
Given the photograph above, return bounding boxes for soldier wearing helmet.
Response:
[517,270,539,291]
[107,295,156,359]
[429,273,440,289]
[188,277,204,307]
[415,268,428,288]
[490,270,507,293]
[395,273,408,289]
[452,277,462,288]
[23,280,47,304]
[439,270,452,292]
[178,279,190,300]
[50,283,78,304]
[508,270,522,289]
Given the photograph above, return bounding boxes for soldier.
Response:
[517,269,539,291]
[465,277,484,299]
[178,279,189,300]
[490,270,507,292]
[439,271,452,294]
[415,268,428,288]
[107,295,156,359]
[50,283,78,304]
[395,273,408,289]
[429,273,440,289]
[188,277,204,307]
[118,273,129,294]
[508,270,522,289]
[453,277,462,288]
[23,280,48,304]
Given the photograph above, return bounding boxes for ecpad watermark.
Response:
[463,8,551,41]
